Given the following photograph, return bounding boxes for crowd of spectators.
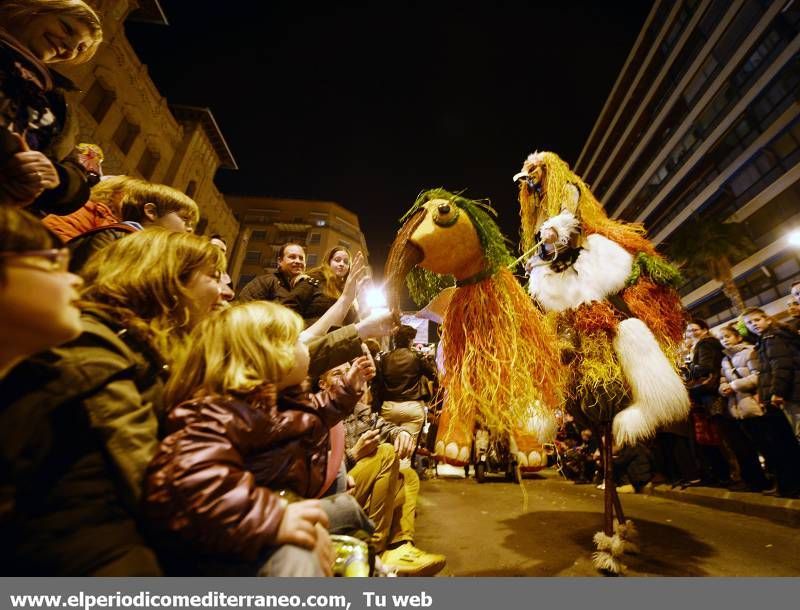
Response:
[1,0,446,578]
[3,0,799,581]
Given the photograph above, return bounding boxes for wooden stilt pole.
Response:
[603,423,614,537]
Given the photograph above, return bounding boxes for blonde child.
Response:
[144,301,376,576]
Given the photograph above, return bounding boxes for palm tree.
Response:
[665,217,756,315]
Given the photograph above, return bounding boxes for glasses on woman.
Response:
[0,248,71,273]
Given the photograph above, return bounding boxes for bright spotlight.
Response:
[788,229,800,248]
[366,286,388,311]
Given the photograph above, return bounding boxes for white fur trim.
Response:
[614,519,640,554]
[592,548,626,574]
[539,211,581,246]
[593,531,614,552]
[528,234,633,312]
[527,151,546,165]
[612,319,691,445]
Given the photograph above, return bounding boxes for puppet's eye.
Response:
[433,201,460,227]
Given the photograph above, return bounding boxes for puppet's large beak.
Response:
[384,208,426,311]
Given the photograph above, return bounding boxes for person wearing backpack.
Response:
[742,308,800,498]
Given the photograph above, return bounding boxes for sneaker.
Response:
[380,543,446,577]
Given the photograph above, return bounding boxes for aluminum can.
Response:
[330,535,370,577]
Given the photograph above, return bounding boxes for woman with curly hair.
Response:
[0,229,226,575]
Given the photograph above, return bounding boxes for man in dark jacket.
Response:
[238,242,308,303]
[742,307,800,498]
[375,326,437,450]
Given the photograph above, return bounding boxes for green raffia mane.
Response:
[401,188,514,306]
[626,252,683,288]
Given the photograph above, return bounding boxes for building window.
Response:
[307,254,318,266]
[310,212,328,227]
[308,232,321,245]
[113,117,139,155]
[245,251,261,264]
[185,180,197,198]
[137,148,160,180]
[82,81,115,124]
[251,230,266,241]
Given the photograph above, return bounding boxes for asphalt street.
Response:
[413,470,800,576]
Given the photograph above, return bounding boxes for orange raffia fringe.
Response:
[440,267,565,442]
[622,278,686,346]
[573,301,622,338]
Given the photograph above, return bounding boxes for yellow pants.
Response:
[348,443,420,552]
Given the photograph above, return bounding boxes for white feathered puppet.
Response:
[515,151,690,574]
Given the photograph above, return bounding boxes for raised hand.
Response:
[344,354,376,392]
[355,309,399,339]
[341,251,367,303]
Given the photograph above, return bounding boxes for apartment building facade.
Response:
[575,0,799,327]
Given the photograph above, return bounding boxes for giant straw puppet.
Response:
[515,151,690,573]
[385,188,564,472]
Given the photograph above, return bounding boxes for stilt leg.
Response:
[611,480,625,524]
[603,423,614,536]
[592,423,629,574]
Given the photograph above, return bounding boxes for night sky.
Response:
[126,1,652,277]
